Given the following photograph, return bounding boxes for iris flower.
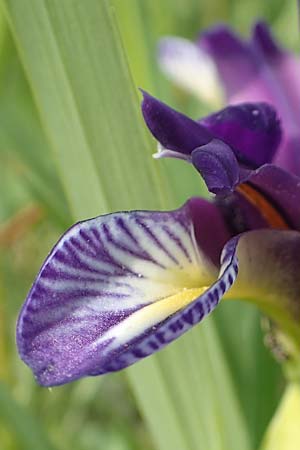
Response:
[159,21,300,175]
[17,22,300,387]
[17,88,300,387]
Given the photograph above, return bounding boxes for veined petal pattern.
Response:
[17,200,232,386]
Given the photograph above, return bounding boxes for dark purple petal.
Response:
[17,198,230,386]
[209,163,300,237]
[247,164,300,231]
[251,21,300,125]
[228,164,300,235]
[191,140,240,195]
[142,91,281,169]
[199,103,281,167]
[252,21,283,60]
[274,135,300,176]
[252,22,300,175]
[199,21,300,175]
[199,25,264,101]
[187,197,230,265]
[141,90,212,155]
[198,23,284,109]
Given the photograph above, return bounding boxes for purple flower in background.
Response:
[17,90,300,387]
[159,21,300,175]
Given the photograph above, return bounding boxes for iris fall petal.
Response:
[17,198,233,386]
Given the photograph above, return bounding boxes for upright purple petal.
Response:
[199,25,269,102]
[199,102,281,167]
[199,21,300,175]
[252,21,282,60]
[141,91,212,156]
[252,22,300,125]
[17,198,231,386]
[252,22,300,175]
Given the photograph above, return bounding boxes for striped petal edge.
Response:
[17,199,236,386]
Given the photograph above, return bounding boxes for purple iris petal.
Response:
[142,91,281,172]
[191,139,241,195]
[17,198,231,386]
[199,21,300,175]
[199,25,266,102]
[275,135,300,176]
[247,164,300,230]
[188,197,230,266]
[252,22,282,60]
[141,91,212,155]
[199,103,281,167]
[252,22,300,124]
[99,242,238,374]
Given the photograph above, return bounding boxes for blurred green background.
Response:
[0,1,298,449]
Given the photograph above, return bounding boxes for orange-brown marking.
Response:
[237,183,290,230]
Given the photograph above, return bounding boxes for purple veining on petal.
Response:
[102,221,164,269]
[17,199,230,386]
[161,223,192,262]
[96,235,239,375]
[134,216,180,265]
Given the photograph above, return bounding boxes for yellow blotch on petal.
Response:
[113,287,208,344]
